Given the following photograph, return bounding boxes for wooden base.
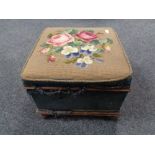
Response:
[36,109,120,118]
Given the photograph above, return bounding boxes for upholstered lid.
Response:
[21,27,132,83]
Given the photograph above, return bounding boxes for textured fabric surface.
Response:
[0,19,155,135]
[21,27,132,82]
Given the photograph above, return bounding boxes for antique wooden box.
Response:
[21,27,132,118]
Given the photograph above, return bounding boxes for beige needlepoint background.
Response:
[21,27,132,82]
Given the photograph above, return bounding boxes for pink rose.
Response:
[47,33,74,47]
[76,31,97,42]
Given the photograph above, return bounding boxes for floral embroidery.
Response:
[39,29,113,68]
[48,55,56,62]
[40,48,50,54]
[76,31,97,42]
[47,33,74,47]
[76,56,93,68]
[61,46,79,58]
[105,29,110,34]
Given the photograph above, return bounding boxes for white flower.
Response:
[83,56,93,64]
[105,29,110,34]
[77,56,93,65]
[77,58,83,64]
[81,45,97,52]
[61,46,78,55]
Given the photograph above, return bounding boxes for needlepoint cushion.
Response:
[21,27,132,83]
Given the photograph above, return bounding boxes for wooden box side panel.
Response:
[29,91,128,111]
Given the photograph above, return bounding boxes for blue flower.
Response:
[76,62,87,68]
[65,53,72,58]
[76,56,93,68]
[80,49,92,55]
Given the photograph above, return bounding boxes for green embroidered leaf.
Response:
[70,29,78,34]
[99,38,113,45]
[107,38,113,44]
[47,50,54,55]
[75,40,83,46]
[47,33,53,38]
[64,58,78,64]
[86,29,94,33]
[40,43,50,48]
[64,29,78,34]
[73,41,83,46]
[68,42,75,46]
[99,39,108,44]
[97,49,104,53]
[79,54,84,58]
[68,41,83,47]
[92,53,102,58]
[54,47,63,53]
[91,40,100,45]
